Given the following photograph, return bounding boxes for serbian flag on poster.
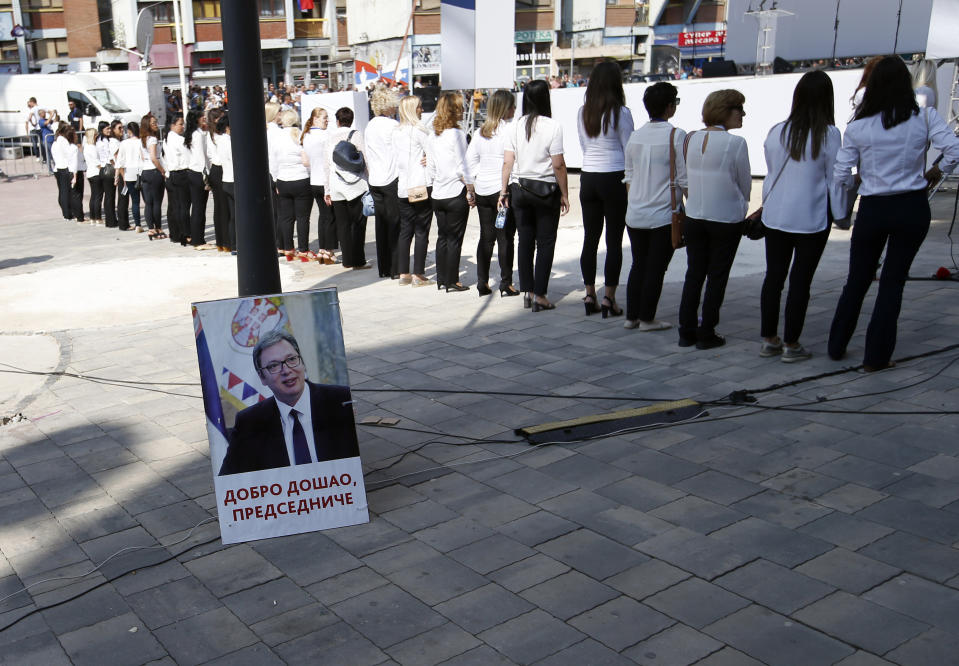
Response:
[355,61,378,87]
[193,306,230,468]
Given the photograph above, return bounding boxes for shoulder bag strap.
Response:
[683,130,694,161]
[761,149,790,206]
[669,127,678,214]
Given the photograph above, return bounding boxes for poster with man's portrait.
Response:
[192,288,368,544]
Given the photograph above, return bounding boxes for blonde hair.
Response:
[913,59,938,95]
[433,93,463,135]
[480,90,515,139]
[84,128,97,145]
[398,96,422,127]
[370,85,399,117]
[278,109,300,143]
[264,101,280,124]
[301,107,327,144]
[702,89,745,126]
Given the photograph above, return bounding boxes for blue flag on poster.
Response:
[192,306,229,464]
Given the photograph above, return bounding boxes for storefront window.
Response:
[258,0,285,17]
[515,42,551,84]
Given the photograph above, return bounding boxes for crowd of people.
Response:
[45,55,955,371]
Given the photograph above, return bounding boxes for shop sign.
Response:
[515,30,553,43]
[678,30,726,47]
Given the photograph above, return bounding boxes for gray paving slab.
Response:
[389,554,488,606]
[795,548,901,595]
[567,595,675,652]
[478,609,586,664]
[624,623,725,666]
[152,606,258,666]
[305,566,389,606]
[247,602,338,647]
[636,527,753,580]
[0,631,72,666]
[182,545,282,597]
[713,559,835,615]
[645,577,750,629]
[57,612,168,666]
[710,517,832,568]
[203,643,285,666]
[863,573,959,635]
[536,528,648,580]
[434,582,535,634]
[857,496,959,544]
[385,621,481,666]
[412,516,496,553]
[330,583,446,649]
[220,577,314,626]
[532,638,634,665]
[272,620,389,665]
[649,495,745,534]
[449,534,537,576]
[125,577,221,630]
[797,512,895,551]
[520,570,619,621]
[674,470,765,506]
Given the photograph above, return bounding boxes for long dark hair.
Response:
[855,56,919,129]
[140,113,157,147]
[780,70,835,161]
[522,79,551,141]
[582,61,625,138]
[126,122,139,138]
[184,110,201,149]
[207,107,224,145]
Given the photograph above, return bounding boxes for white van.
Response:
[0,73,141,138]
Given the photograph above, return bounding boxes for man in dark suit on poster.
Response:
[219,329,360,476]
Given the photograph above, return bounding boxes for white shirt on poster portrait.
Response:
[275,385,317,465]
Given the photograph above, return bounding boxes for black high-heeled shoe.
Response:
[477,284,492,296]
[531,299,556,312]
[583,294,601,316]
[523,293,532,309]
[500,285,520,297]
[446,283,470,292]
[601,296,623,319]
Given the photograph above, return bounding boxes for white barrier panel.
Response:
[552,69,862,176]
[299,91,370,133]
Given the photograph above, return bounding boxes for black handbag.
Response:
[331,129,366,175]
[518,177,558,199]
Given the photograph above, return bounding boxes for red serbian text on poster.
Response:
[678,30,727,47]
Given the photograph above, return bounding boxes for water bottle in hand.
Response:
[495,207,507,230]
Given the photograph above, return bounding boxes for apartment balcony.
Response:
[294,18,329,39]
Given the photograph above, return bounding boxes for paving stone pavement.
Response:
[1,173,959,664]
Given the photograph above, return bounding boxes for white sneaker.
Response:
[759,340,783,357]
[639,320,672,332]
[782,345,812,363]
[624,319,640,329]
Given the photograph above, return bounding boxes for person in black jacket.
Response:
[218,330,359,476]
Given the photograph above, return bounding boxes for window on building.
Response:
[23,0,64,8]
[258,0,285,17]
[140,1,173,23]
[194,0,220,19]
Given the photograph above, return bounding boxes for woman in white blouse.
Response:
[428,92,475,292]
[760,71,842,363]
[324,106,370,269]
[272,109,312,262]
[393,95,434,286]
[139,113,166,239]
[164,113,191,245]
[205,108,227,251]
[499,79,569,311]
[216,113,236,253]
[83,128,103,225]
[829,56,959,371]
[186,111,214,249]
[51,124,82,221]
[578,61,634,317]
[467,90,518,297]
[678,89,751,349]
[115,122,142,232]
[301,107,336,264]
[365,86,401,279]
[622,82,686,332]
[95,122,119,227]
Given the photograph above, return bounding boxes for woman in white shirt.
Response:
[302,107,336,264]
[324,107,370,269]
[52,124,81,221]
[265,101,283,255]
[165,113,191,245]
[139,113,167,239]
[216,113,236,253]
[912,59,938,109]
[760,71,842,363]
[365,86,401,279]
[467,89,518,296]
[678,89,751,349]
[578,61,634,317]
[205,108,227,251]
[393,96,434,286]
[83,128,103,225]
[271,109,312,261]
[106,120,124,227]
[622,82,686,332]
[428,92,475,292]
[116,122,142,232]
[499,79,569,311]
[829,56,959,371]
[186,111,214,249]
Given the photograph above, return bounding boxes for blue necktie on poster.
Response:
[291,410,311,465]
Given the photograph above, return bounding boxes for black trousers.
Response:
[761,225,830,344]
[475,192,516,287]
[371,179,401,277]
[333,195,367,267]
[208,164,227,247]
[580,170,627,288]
[311,185,337,251]
[397,194,433,275]
[71,171,85,221]
[117,180,141,229]
[167,170,190,242]
[626,225,675,322]
[271,178,281,250]
[276,177,312,252]
[101,169,117,227]
[828,189,930,367]
[140,169,165,231]
[432,187,470,287]
[55,168,73,219]
[678,217,744,340]
[188,170,209,246]
[88,173,103,220]
[223,182,236,250]
[511,183,561,297]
